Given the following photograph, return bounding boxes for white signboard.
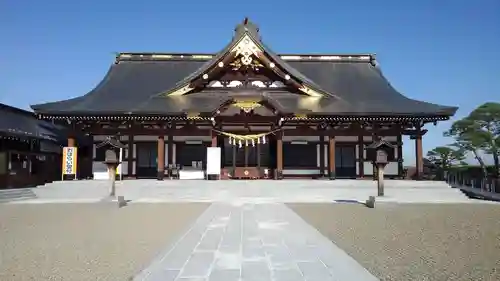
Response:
[206,147,221,176]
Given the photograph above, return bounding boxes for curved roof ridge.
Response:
[363,62,458,115]
[31,64,117,112]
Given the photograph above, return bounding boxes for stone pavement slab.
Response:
[133,202,378,281]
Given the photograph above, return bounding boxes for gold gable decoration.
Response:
[233,100,261,113]
[212,128,282,148]
[230,34,263,66]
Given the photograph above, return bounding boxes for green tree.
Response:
[427,146,466,169]
[445,118,488,175]
[444,102,500,177]
[468,102,500,177]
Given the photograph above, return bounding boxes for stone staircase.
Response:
[0,188,37,203]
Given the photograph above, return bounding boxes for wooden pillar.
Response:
[328,136,336,180]
[244,145,249,167]
[372,134,379,181]
[157,136,165,180]
[276,131,283,180]
[319,136,325,178]
[211,130,217,147]
[232,144,236,174]
[127,135,134,178]
[397,134,403,179]
[358,136,364,178]
[67,137,76,147]
[257,143,261,169]
[167,135,173,165]
[167,135,173,179]
[415,134,423,180]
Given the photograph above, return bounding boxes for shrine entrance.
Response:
[220,132,276,179]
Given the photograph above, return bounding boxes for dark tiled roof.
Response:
[0,103,63,141]
[31,58,457,116]
[31,19,457,117]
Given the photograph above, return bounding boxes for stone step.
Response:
[0,189,37,202]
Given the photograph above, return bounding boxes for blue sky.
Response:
[1,0,499,165]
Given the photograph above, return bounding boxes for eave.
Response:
[35,112,452,123]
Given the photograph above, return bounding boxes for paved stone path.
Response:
[133,203,378,281]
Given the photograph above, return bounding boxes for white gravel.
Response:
[289,203,500,281]
[0,203,209,281]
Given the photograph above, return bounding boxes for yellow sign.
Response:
[62,147,78,175]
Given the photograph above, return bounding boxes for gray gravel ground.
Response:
[288,203,500,281]
[0,202,209,281]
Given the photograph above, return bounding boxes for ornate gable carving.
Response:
[165,20,327,98]
[230,34,262,66]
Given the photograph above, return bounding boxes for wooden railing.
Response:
[445,170,500,201]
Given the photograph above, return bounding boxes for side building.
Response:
[0,103,65,188]
[31,19,457,180]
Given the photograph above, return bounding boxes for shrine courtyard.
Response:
[1,181,500,281]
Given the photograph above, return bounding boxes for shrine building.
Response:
[31,18,457,180]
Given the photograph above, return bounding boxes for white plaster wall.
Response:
[385,162,398,175]
[134,135,158,141]
[283,169,320,175]
[362,135,398,142]
[282,135,320,141]
[173,136,211,141]
[316,144,320,167]
[172,143,177,164]
[364,161,398,176]
[382,136,398,142]
[93,135,129,142]
[364,161,373,175]
[335,136,357,142]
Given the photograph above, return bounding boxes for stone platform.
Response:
[20,179,476,204]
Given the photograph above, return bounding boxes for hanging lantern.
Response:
[257,137,260,144]
[262,136,266,144]
[251,139,255,146]
[238,140,242,148]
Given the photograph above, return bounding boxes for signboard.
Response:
[206,147,221,176]
[62,147,78,176]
